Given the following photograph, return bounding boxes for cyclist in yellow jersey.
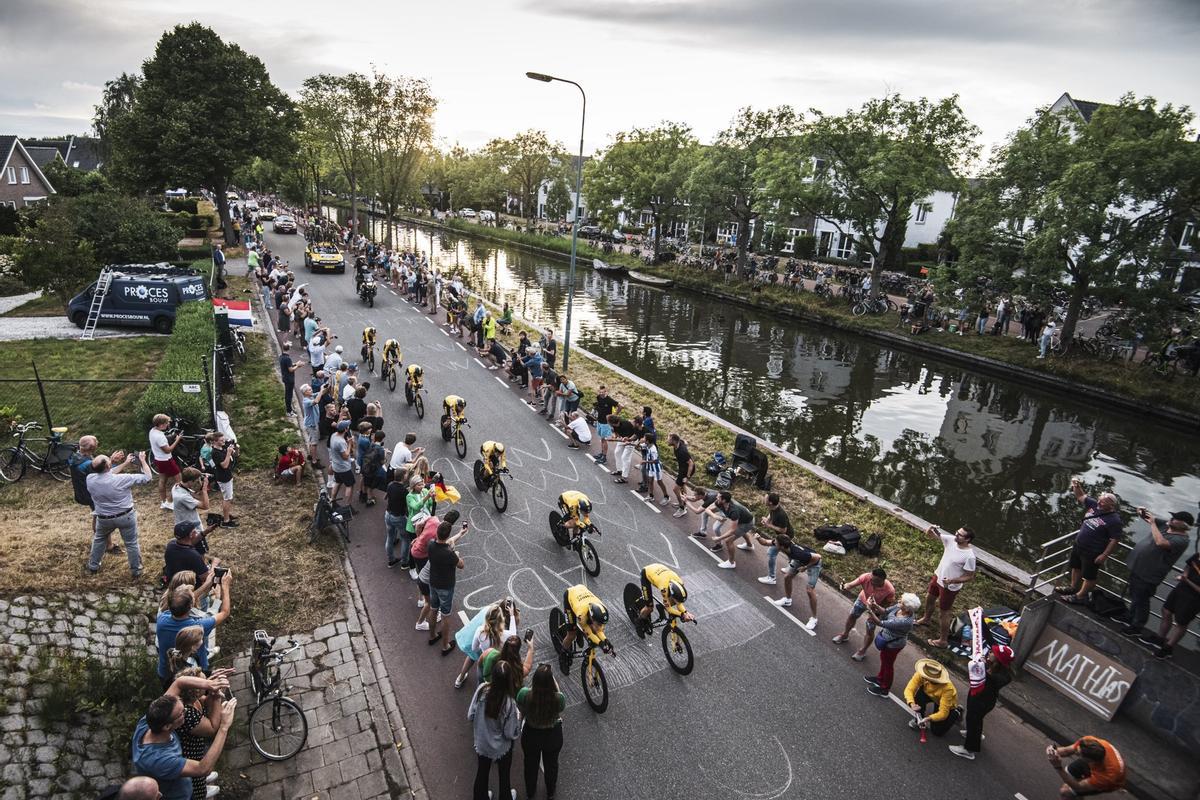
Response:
[638,563,694,633]
[361,326,377,364]
[480,441,506,480]
[382,338,401,366]
[441,395,467,438]
[560,584,611,659]
[557,490,592,536]
[405,363,424,390]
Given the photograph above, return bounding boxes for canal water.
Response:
[325,208,1200,566]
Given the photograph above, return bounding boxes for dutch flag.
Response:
[212,298,254,328]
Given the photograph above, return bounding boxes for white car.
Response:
[246,200,259,211]
[459,208,476,218]
[478,210,496,222]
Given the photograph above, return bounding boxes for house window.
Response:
[19,167,29,184]
[5,167,15,184]
[1181,222,1196,250]
[818,230,834,257]
[836,233,855,260]
[781,227,807,254]
[915,205,929,224]
[1,200,15,209]
[716,222,739,245]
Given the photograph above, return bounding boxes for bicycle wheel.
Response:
[386,365,397,392]
[0,448,26,483]
[308,514,321,544]
[492,479,508,513]
[472,460,487,491]
[852,302,867,317]
[581,653,609,713]
[549,607,566,655]
[47,455,72,482]
[579,538,600,577]
[336,519,350,543]
[414,394,425,419]
[454,429,466,459]
[548,511,569,546]
[368,351,376,373]
[248,696,308,761]
[662,623,694,675]
[885,299,898,313]
[404,383,414,405]
[623,583,645,630]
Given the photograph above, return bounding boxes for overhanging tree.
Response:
[300,72,375,240]
[366,70,436,247]
[686,107,799,273]
[763,94,978,298]
[107,24,298,245]
[487,130,567,226]
[947,94,1200,340]
[585,122,699,259]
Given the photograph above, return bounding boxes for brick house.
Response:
[0,136,56,208]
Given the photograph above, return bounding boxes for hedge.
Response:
[133,301,213,430]
[167,198,200,214]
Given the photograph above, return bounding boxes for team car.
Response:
[272,214,297,234]
[305,242,345,273]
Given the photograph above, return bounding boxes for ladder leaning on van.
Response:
[79,267,113,341]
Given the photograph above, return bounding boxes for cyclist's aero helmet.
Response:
[454,398,466,412]
[668,581,687,603]
[587,603,609,626]
[494,442,505,454]
[577,498,592,515]
[410,365,423,376]
[363,326,376,340]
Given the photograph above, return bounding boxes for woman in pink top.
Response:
[413,509,461,631]
[832,568,896,661]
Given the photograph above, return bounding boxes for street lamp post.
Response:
[526,71,585,373]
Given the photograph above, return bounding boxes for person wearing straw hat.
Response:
[903,658,961,737]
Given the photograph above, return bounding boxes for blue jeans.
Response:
[1126,575,1158,629]
[384,511,408,563]
[1039,333,1053,357]
[766,545,779,579]
[976,316,988,335]
[87,509,143,574]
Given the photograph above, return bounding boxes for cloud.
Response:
[61,81,103,92]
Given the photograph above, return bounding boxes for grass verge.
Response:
[1,293,64,317]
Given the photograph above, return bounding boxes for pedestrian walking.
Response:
[85,452,153,578]
[467,661,522,800]
[833,568,896,661]
[864,593,920,696]
[914,524,977,648]
[518,664,565,800]
[950,643,1014,760]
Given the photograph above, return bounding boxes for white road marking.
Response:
[550,426,569,440]
[426,317,435,325]
[687,534,726,563]
[594,461,609,472]
[458,610,469,625]
[473,358,487,368]
[455,342,466,351]
[441,329,449,337]
[494,376,509,387]
[763,596,817,637]
[1015,794,1029,800]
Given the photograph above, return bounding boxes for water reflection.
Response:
[323,208,1200,565]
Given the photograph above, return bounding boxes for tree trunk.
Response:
[1060,275,1088,342]
[214,181,234,246]
[349,174,358,241]
[651,209,661,262]
[735,208,751,274]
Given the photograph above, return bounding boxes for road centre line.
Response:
[763,596,817,637]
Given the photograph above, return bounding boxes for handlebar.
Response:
[12,421,41,434]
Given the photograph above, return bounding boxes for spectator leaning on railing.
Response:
[85,452,153,579]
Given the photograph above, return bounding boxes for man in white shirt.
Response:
[915,525,978,648]
[388,432,424,472]
[325,345,344,376]
[562,411,593,450]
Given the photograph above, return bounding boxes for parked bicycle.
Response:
[0,421,77,483]
[247,630,309,761]
[308,486,351,543]
[852,295,898,317]
[548,510,601,576]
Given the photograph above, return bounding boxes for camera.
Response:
[524,628,534,643]
[213,566,229,583]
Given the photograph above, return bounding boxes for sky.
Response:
[2,0,1198,167]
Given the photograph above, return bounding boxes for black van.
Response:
[67,264,210,334]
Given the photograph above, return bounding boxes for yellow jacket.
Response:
[903,676,958,722]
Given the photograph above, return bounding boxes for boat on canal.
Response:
[592,258,628,276]
[627,269,674,288]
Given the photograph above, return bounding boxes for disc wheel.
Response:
[662,624,695,675]
[0,448,25,483]
[491,479,508,513]
[581,654,609,713]
[623,583,646,633]
[472,460,487,491]
[404,384,414,405]
[248,697,308,761]
[453,428,467,459]
[548,511,569,545]
[579,538,600,577]
[414,394,425,419]
[549,607,566,655]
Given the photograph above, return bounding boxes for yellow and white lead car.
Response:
[304,242,345,274]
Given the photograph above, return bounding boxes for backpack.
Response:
[839,528,861,551]
[814,524,858,543]
[714,468,734,490]
[858,533,882,557]
[705,452,727,476]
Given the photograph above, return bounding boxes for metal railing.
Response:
[1026,530,1199,642]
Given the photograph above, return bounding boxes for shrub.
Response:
[167,197,199,214]
[177,245,212,261]
[792,234,817,259]
[133,301,213,429]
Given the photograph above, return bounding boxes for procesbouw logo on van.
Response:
[135,285,149,299]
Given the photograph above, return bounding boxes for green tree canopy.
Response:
[945,94,1200,339]
[486,130,567,225]
[40,159,112,197]
[108,23,298,244]
[686,106,800,271]
[761,94,978,296]
[301,72,375,239]
[365,70,437,246]
[585,121,699,257]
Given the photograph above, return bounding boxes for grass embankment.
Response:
[481,303,1022,647]
[1,293,64,317]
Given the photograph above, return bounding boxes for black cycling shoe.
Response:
[558,650,572,676]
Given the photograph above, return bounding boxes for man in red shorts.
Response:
[914,524,977,647]
[148,413,183,511]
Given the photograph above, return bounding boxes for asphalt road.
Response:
[263,230,1065,800]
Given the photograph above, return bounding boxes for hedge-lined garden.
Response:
[133,300,213,430]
